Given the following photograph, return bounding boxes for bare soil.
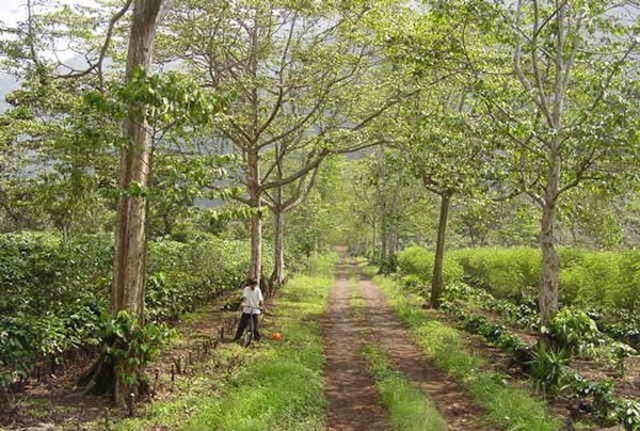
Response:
[321,258,493,430]
[0,298,242,431]
[358,276,496,430]
[321,261,391,431]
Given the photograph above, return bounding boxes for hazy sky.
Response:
[1,0,104,63]
[1,0,26,25]
[1,0,96,26]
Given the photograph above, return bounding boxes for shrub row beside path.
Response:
[3,253,566,431]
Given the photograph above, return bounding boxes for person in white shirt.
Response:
[232,278,264,342]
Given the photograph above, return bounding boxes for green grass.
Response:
[179,275,330,431]
[349,275,365,318]
[374,275,563,431]
[113,257,335,431]
[363,345,448,431]
[305,251,339,278]
[361,264,378,279]
[177,274,331,431]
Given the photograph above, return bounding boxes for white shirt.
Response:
[242,285,264,314]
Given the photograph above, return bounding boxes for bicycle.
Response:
[242,306,260,347]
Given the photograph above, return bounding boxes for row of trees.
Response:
[1,0,639,403]
[0,0,404,403]
[346,1,640,323]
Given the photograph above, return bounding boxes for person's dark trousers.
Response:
[233,313,261,341]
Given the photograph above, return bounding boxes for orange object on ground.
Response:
[270,332,283,341]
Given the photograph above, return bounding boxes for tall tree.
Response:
[377,1,497,307]
[402,89,490,308]
[262,142,321,287]
[479,0,640,324]
[110,0,166,405]
[159,0,397,289]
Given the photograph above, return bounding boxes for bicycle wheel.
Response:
[243,317,254,347]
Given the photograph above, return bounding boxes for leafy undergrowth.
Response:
[373,274,564,431]
[113,254,336,431]
[363,345,448,431]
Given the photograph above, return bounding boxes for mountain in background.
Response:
[0,72,18,112]
[0,54,90,113]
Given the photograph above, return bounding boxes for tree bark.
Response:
[430,192,451,309]
[271,205,286,288]
[538,0,566,327]
[111,0,163,406]
[385,186,400,272]
[247,147,262,286]
[379,199,389,269]
[539,151,561,325]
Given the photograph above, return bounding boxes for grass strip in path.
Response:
[349,274,365,319]
[358,274,489,430]
[363,345,449,431]
[113,255,335,431]
[322,258,391,431]
[373,275,563,431]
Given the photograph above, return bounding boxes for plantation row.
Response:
[399,246,640,309]
[394,246,640,429]
[398,246,640,344]
[0,231,271,390]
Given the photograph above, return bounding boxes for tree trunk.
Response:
[379,202,389,271]
[386,187,400,272]
[269,143,286,290]
[539,0,566,327]
[247,147,263,288]
[249,200,262,281]
[371,220,376,260]
[271,205,286,289]
[83,0,163,406]
[539,154,561,326]
[386,230,398,271]
[430,193,451,309]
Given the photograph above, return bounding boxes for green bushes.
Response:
[397,246,432,280]
[101,311,176,389]
[558,249,626,307]
[399,245,640,313]
[616,252,640,311]
[0,232,112,387]
[451,247,541,302]
[547,308,601,356]
[396,246,463,292]
[0,231,254,391]
[146,235,255,321]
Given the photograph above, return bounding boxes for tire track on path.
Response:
[358,269,497,431]
[322,260,391,431]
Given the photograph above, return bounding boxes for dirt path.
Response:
[322,261,391,431]
[322,258,494,430]
[358,275,496,431]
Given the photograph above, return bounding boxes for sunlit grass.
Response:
[113,255,336,431]
[363,345,448,431]
[374,276,563,431]
[305,251,339,278]
[178,274,331,431]
[349,275,365,319]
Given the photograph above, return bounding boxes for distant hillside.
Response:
[0,73,18,112]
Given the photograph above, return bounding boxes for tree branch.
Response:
[59,0,134,89]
